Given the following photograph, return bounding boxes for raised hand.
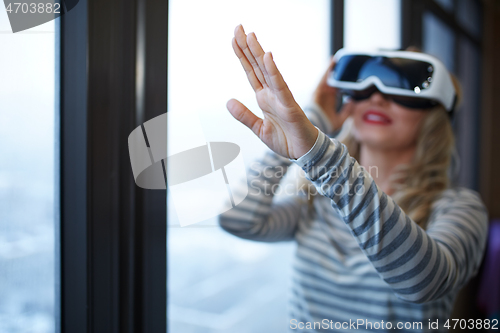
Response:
[313,57,353,131]
[227,25,318,160]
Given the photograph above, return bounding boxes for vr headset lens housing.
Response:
[327,49,457,113]
[347,86,439,109]
[334,55,434,92]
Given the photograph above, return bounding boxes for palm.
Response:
[227,25,318,159]
[255,87,297,155]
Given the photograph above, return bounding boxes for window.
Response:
[167,1,330,331]
[402,0,482,191]
[434,0,454,13]
[401,0,484,319]
[0,10,58,333]
[344,0,401,50]
[423,11,455,70]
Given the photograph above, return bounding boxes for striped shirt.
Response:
[218,104,489,332]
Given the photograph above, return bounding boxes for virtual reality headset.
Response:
[327,49,457,114]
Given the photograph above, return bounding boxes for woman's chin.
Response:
[353,128,394,148]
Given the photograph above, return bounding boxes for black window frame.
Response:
[331,0,344,55]
[60,0,167,332]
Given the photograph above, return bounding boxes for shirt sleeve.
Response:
[291,129,489,304]
[218,105,329,242]
[217,149,305,242]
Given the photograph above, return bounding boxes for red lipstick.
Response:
[362,110,392,125]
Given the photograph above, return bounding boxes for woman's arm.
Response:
[219,104,328,241]
[226,24,488,303]
[293,129,489,303]
[218,149,305,242]
[220,24,343,242]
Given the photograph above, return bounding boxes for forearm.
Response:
[292,129,489,303]
[218,150,302,242]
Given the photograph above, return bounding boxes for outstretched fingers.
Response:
[226,99,263,138]
[232,37,262,91]
[263,52,296,108]
[234,25,268,89]
[246,32,272,88]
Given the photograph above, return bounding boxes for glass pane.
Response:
[0,11,58,333]
[456,0,481,39]
[434,0,454,12]
[422,11,456,71]
[454,37,481,189]
[167,1,330,332]
[344,0,401,50]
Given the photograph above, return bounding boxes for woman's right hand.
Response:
[313,57,353,131]
[226,25,319,160]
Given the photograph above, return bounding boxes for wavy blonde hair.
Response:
[297,74,462,230]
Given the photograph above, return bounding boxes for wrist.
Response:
[291,128,327,169]
[291,126,320,160]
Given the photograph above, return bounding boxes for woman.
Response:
[218,24,488,332]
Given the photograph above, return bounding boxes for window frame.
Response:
[331,0,344,54]
[401,0,483,191]
[60,0,167,332]
[402,0,482,51]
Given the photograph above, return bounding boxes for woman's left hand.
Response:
[313,57,353,131]
[226,25,318,160]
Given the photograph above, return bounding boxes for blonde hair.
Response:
[297,75,462,230]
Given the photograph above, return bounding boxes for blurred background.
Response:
[1,0,500,332]
[0,9,56,333]
[167,0,493,332]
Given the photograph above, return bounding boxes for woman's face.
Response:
[350,92,428,151]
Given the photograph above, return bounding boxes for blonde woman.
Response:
[218,25,488,332]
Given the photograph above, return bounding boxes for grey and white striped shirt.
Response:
[218,105,489,332]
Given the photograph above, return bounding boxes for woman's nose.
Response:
[369,91,391,105]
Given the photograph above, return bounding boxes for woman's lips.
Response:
[362,110,392,125]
